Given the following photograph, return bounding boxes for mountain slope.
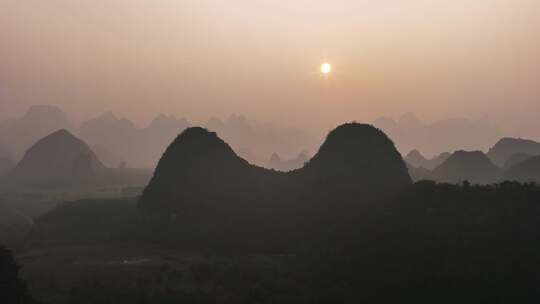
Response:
[503,152,532,170]
[405,149,450,170]
[432,151,500,184]
[0,145,14,176]
[139,127,276,215]
[138,123,411,249]
[298,123,411,198]
[0,105,73,159]
[404,150,429,168]
[8,130,104,186]
[487,137,540,167]
[504,155,540,183]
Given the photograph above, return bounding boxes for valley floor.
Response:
[17,242,296,304]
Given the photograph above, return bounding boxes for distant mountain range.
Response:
[373,113,501,157]
[502,152,533,170]
[504,155,540,183]
[3,105,540,185]
[487,137,540,167]
[204,114,318,166]
[0,105,318,168]
[431,151,501,184]
[404,136,540,184]
[2,129,151,191]
[406,144,540,185]
[79,112,191,168]
[405,150,450,170]
[0,105,74,160]
[267,151,309,171]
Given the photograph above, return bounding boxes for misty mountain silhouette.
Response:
[405,149,450,170]
[205,114,318,166]
[139,123,411,248]
[0,105,73,159]
[267,151,309,171]
[79,112,190,168]
[503,152,533,170]
[268,152,282,167]
[404,149,428,168]
[432,150,500,184]
[407,164,433,182]
[487,137,540,167]
[504,155,540,183]
[7,130,104,186]
[2,129,152,190]
[373,113,501,157]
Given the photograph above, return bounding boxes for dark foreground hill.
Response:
[432,150,500,184]
[19,123,540,303]
[138,123,411,249]
[0,245,39,304]
[0,151,14,176]
[25,181,540,303]
[20,123,540,303]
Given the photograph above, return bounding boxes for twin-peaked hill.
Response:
[138,123,411,248]
[139,123,411,218]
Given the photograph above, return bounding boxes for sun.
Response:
[321,63,332,75]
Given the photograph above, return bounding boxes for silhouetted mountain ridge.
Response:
[405,149,450,170]
[7,129,105,186]
[139,123,411,249]
[487,137,540,167]
[0,105,73,159]
[504,155,540,183]
[373,113,501,157]
[300,123,411,193]
[267,151,309,171]
[432,150,500,184]
[139,127,277,215]
[503,152,532,170]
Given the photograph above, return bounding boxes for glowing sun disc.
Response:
[321,63,332,74]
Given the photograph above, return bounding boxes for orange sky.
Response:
[1,0,540,135]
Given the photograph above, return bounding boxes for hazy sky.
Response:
[1,0,540,134]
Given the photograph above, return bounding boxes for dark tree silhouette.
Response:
[0,245,38,304]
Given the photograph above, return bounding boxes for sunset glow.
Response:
[321,63,332,75]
